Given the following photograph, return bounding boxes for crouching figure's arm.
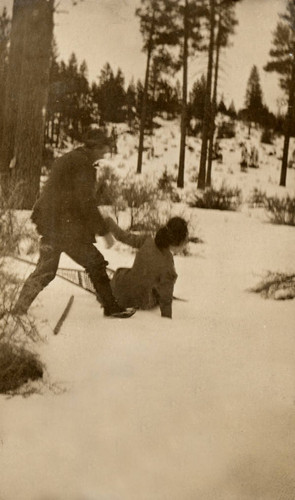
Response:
[105,217,147,249]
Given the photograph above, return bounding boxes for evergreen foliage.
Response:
[188,75,207,121]
[93,63,126,123]
[264,0,295,186]
[126,79,137,130]
[218,96,227,114]
[244,65,264,126]
[46,51,93,146]
[227,100,237,119]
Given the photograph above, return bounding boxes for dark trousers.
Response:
[14,237,115,314]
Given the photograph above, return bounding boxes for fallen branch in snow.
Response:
[251,272,295,300]
[54,295,75,335]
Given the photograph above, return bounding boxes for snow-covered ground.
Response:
[1,120,295,499]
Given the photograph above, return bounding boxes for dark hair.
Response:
[82,127,111,149]
[155,217,188,250]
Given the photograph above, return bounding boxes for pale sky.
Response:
[0,0,288,112]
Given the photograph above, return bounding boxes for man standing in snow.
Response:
[12,127,135,319]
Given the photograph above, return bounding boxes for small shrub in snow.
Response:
[0,210,20,255]
[157,168,181,202]
[0,341,43,394]
[189,183,242,211]
[130,202,172,233]
[248,187,267,208]
[0,191,22,255]
[0,195,43,395]
[95,166,122,206]
[217,121,236,139]
[0,184,39,257]
[263,194,295,226]
[0,266,43,395]
[251,272,295,300]
[261,128,274,145]
[121,178,158,229]
[190,172,199,183]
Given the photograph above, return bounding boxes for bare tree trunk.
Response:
[0,14,9,147]
[177,0,188,189]
[11,0,53,208]
[56,116,61,148]
[197,0,216,190]
[247,121,251,137]
[0,0,27,193]
[0,0,53,208]
[149,63,158,141]
[137,10,155,174]
[206,16,221,187]
[280,44,295,187]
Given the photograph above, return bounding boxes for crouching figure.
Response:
[106,217,188,319]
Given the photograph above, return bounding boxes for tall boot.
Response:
[90,276,136,318]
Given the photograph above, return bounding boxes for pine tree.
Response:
[217,95,227,114]
[148,48,177,129]
[126,79,137,130]
[46,38,62,146]
[198,0,239,190]
[177,0,189,188]
[227,100,237,119]
[206,0,238,186]
[189,75,207,121]
[176,0,205,188]
[264,0,295,186]
[93,63,126,123]
[156,79,180,117]
[197,0,216,190]
[0,0,87,207]
[136,0,180,174]
[136,79,144,116]
[0,0,54,208]
[244,65,264,135]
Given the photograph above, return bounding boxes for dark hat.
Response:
[82,127,111,148]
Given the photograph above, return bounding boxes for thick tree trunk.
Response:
[1,0,53,208]
[197,0,216,190]
[137,10,155,175]
[0,15,9,147]
[280,46,295,187]
[206,17,221,187]
[0,0,27,194]
[177,0,188,189]
[12,0,53,208]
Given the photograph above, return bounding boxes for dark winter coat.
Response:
[106,218,178,318]
[31,147,108,243]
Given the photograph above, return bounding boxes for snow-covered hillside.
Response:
[103,118,295,200]
[1,120,295,500]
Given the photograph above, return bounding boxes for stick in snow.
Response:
[173,296,188,302]
[53,295,74,335]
